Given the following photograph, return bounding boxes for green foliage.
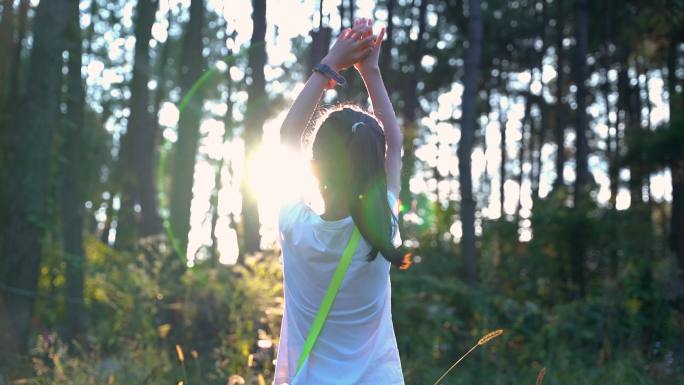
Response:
[388,191,683,385]
[625,113,684,170]
[7,236,284,385]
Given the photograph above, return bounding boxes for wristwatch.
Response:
[313,63,346,88]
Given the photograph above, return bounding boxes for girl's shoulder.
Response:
[278,197,309,235]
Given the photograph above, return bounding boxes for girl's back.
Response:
[274,191,404,385]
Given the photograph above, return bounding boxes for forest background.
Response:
[1,0,683,384]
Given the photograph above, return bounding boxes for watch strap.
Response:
[313,63,346,86]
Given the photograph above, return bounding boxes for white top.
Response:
[274,191,405,385]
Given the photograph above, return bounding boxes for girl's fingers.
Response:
[350,26,370,41]
[375,27,386,48]
[339,28,351,40]
[355,34,375,50]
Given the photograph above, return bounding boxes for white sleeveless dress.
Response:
[273,191,405,385]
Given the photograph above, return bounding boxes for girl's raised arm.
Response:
[354,19,402,196]
[280,25,376,150]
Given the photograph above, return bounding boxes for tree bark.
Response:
[667,37,684,277]
[0,0,72,359]
[61,0,86,341]
[531,0,547,199]
[169,0,206,258]
[9,0,29,102]
[380,0,395,77]
[553,0,566,190]
[628,57,645,205]
[210,75,235,265]
[116,0,160,247]
[240,0,267,257]
[457,0,482,286]
[399,0,427,229]
[571,0,589,298]
[516,86,531,220]
[0,0,13,273]
[0,0,13,98]
[615,45,632,208]
[499,92,507,215]
[308,1,331,74]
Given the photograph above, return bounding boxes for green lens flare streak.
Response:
[157,44,258,261]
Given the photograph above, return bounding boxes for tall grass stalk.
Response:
[535,367,546,385]
[431,329,504,385]
[176,344,188,384]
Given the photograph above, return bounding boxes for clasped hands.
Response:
[320,18,385,88]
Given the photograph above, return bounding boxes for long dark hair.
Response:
[311,106,411,268]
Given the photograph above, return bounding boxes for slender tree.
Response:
[667,36,684,276]
[169,0,206,257]
[399,0,428,227]
[380,0,395,77]
[457,0,482,286]
[116,0,160,247]
[499,85,508,215]
[0,0,13,98]
[210,75,235,265]
[553,0,566,190]
[571,0,589,297]
[240,0,267,256]
[61,0,86,341]
[308,0,331,74]
[9,0,29,102]
[0,0,72,358]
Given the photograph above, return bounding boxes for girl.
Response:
[274,18,412,385]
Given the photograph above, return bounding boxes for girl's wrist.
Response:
[320,56,342,72]
[359,66,381,78]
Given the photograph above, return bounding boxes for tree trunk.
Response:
[571,0,589,298]
[210,74,235,265]
[628,57,645,206]
[116,0,160,248]
[499,93,507,216]
[240,0,267,257]
[667,37,684,277]
[457,0,482,286]
[0,0,13,272]
[399,0,427,228]
[615,45,632,208]
[348,0,355,24]
[516,86,531,220]
[308,1,331,74]
[601,22,618,211]
[61,0,86,341]
[169,0,206,259]
[380,0,395,77]
[0,0,72,359]
[138,3,171,237]
[553,0,566,190]
[531,0,546,199]
[0,0,13,98]
[8,0,28,102]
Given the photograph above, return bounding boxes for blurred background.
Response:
[1,0,683,383]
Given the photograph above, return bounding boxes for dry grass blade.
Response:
[175,344,185,362]
[535,367,547,385]
[431,329,505,385]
